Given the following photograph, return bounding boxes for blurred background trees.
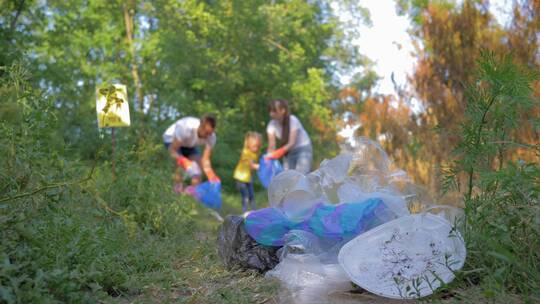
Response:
[2,0,537,192]
[1,0,378,186]
[338,0,539,194]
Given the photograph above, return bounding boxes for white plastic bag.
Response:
[267,232,352,304]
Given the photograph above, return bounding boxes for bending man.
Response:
[163,115,220,193]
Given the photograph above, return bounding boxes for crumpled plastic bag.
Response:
[244,198,397,246]
[266,230,353,304]
[217,215,280,273]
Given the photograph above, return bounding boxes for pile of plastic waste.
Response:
[218,137,466,302]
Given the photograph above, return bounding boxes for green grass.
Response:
[2,160,536,303]
[0,175,277,303]
[101,188,280,304]
[0,67,279,303]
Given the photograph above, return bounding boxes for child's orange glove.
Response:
[264,147,287,160]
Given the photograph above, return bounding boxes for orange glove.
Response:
[265,147,287,160]
[207,170,221,183]
[177,156,201,176]
[176,156,192,170]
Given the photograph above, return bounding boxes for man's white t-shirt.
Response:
[266,114,311,149]
[163,117,216,148]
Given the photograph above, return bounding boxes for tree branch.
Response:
[123,0,144,112]
[0,163,97,203]
[8,0,26,39]
[467,95,496,201]
[264,37,292,58]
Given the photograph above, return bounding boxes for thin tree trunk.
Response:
[144,92,154,123]
[123,1,144,112]
[9,0,26,35]
[0,0,26,70]
[111,128,116,181]
[156,92,162,124]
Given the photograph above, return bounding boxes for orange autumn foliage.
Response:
[336,1,539,196]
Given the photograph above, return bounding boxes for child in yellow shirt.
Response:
[233,132,262,212]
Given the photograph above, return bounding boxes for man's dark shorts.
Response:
[164,142,200,158]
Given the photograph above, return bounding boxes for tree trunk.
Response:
[123,1,144,112]
[0,0,26,70]
[9,0,26,35]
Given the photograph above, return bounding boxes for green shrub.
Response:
[0,63,195,303]
[445,51,540,300]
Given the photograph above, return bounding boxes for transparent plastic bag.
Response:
[185,161,202,177]
[340,136,391,175]
[268,170,319,221]
[277,230,323,259]
[267,231,352,304]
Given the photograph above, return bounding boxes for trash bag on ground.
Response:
[217,215,280,273]
[185,181,222,209]
[258,156,283,188]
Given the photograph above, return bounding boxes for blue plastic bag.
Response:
[257,156,283,188]
[244,198,387,246]
[186,182,222,210]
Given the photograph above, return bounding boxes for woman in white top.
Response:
[265,99,313,174]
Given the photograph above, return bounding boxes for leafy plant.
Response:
[444,51,540,300]
[0,63,195,303]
